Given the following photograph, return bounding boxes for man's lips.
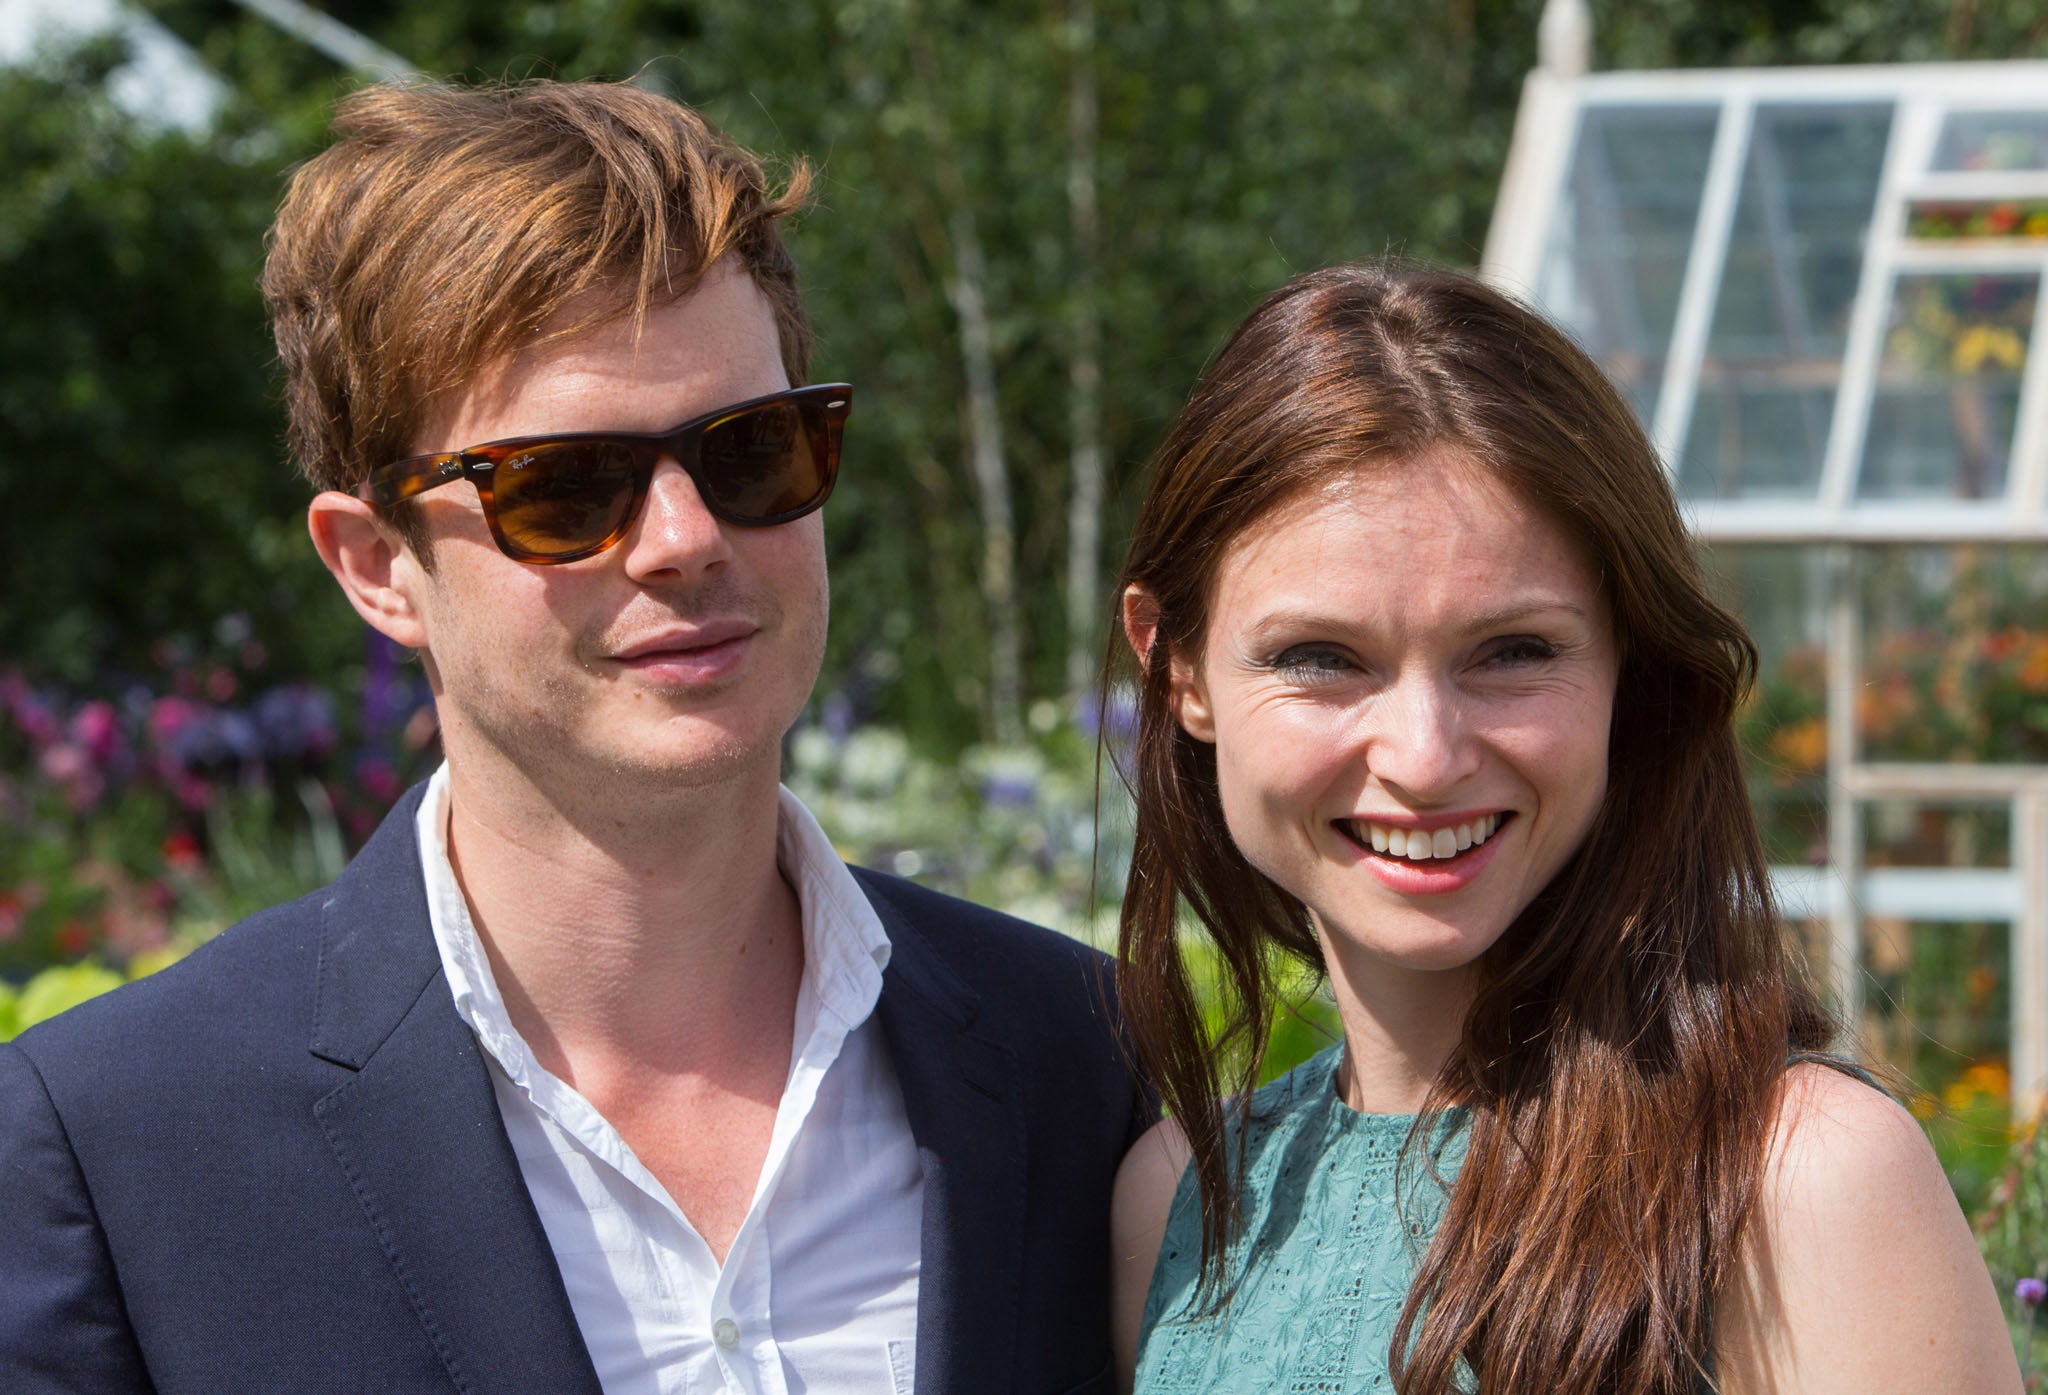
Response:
[605,622,758,681]
[609,620,758,663]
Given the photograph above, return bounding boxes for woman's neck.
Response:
[1319,935,1475,1114]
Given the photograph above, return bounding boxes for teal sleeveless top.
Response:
[1135,1044,1759,1392]
[1134,1046,1468,1392]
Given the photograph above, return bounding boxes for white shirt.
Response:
[416,765,924,1395]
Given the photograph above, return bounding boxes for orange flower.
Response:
[2020,638,2048,694]
[1770,720,1827,777]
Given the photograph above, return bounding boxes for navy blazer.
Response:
[0,784,1151,1394]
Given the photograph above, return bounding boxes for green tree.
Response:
[10,0,2045,747]
[0,40,350,685]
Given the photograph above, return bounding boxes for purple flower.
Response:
[821,692,855,742]
[254,683,337,761]
[981,772,1038,808]
[1076,687,1138,744]
[2016,1277,2046,1306]
[4,679,61,746]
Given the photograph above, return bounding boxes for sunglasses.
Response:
[359,383,851,563]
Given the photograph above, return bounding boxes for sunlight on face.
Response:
[1171,449,1619,987]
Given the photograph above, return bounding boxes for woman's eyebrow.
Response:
[1457,601,1592,634]
[1241,600,1592,642]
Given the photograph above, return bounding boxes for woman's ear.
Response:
[306,492,431,651]
[1122,584,1216,743]
[1120,584,1162,669]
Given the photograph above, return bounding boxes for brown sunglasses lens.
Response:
[483,394,842,559]
[695,399,832,521]
[492,442,641,558]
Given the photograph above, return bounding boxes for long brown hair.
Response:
[1112,264,1830,1393]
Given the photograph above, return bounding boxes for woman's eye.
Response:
[1272,645,1354,679]
[1484,636,1559,668]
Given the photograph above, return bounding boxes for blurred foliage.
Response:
[0,40,349,688]
[8,0,2042,747]
[1977,1113,2048,1385]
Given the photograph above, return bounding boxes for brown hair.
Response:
[1112,264,1830,1393]
[262,79,813,553]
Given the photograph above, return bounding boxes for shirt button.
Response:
[713,1318,740,1351]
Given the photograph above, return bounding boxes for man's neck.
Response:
[437,746,806,1081]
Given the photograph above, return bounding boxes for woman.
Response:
[1106,265,2016,1394]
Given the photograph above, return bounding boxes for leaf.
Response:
[12,961,126,1035]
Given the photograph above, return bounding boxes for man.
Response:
[0,80,1146,1395]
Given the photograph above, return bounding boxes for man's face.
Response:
[394,262,828,801]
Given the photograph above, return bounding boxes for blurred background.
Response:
[5,0,2048,1359]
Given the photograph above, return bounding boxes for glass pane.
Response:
[1861,800,2012,869]
[1681,105,1892,501]
[1858,545,2048,763]
[1856,272,2036,501]
[1537,105,1720,428]
[1705,544,1830,864]
[1933,111,2048,172]
[1861,917,2013,1208]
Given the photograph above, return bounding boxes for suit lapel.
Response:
[858,869,1028,1395]
[308,785,603,1395]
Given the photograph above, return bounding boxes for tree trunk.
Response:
[944,204,1025,744]
[1063,0,1106,710]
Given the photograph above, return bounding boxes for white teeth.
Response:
[1354,813,1508,862]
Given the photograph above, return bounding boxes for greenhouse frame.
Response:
[1485,37,2048,1118]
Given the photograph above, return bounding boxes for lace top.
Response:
[1134,1046,1467,1393]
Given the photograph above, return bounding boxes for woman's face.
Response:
[1167,450,1619,978]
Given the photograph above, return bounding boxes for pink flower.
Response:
[71,700,121,766]
[2017,1277,2046,1306]
[39,743,87,784]
[172,772,213,812]
[356,757,402,805]
[149,696,199,747]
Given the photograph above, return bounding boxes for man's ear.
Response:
[306,492,430,650]
[1121,584,1215,744]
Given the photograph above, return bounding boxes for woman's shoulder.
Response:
[1712,1061,2020,1394]
[1111,1115,1193,1391]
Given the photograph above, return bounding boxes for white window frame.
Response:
[1485,60,2048,1112]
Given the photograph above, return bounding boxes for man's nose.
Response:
[619,457,734,578]
[1365,674,1481,801]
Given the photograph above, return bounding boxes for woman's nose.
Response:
[1365,675,1481,801]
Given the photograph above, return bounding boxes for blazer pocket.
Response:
[1049,1357,1115,1395]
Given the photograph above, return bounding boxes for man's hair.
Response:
[262,79,813,544]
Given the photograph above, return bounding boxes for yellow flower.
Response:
[1953,324,2026,374]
